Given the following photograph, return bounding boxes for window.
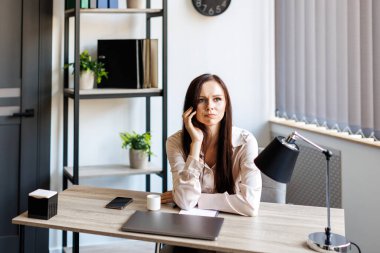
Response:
[275,0,380,141]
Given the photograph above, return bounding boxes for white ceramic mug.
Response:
[147,194,161,211]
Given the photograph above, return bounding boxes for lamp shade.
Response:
[254,136,299,183]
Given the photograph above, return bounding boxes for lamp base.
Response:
[307,232,351,252]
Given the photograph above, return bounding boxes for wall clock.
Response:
[191,0,231,17]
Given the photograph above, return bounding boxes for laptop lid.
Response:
[121,211,224,241]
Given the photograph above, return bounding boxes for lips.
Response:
[205,114,217,118]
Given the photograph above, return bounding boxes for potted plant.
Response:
[120,131,152,169]
[64,50,108,90]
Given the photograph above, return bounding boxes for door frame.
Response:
[18,0,52,252]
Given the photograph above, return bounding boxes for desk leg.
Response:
[146,175,151,192]
[73,232,79,253]
[155,243,161,253]
[63,177,67,252]
[62,231,67,252]
[19,225,24,253]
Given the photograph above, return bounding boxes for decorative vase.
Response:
[127,0,146,9]
[79,70,95,90]
[129,149,148,169]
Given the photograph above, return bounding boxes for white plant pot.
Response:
[80,70,95,90]
[129,149,148,169]
[127,0,146,9]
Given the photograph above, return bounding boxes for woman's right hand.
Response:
[183,107,204,143]
[161,191,173,204]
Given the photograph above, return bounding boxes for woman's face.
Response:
[195,80,227,127]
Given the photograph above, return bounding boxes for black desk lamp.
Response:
[254,131,351,252]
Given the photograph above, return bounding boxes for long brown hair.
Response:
[182,74,234,194]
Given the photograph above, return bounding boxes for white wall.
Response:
[167,0,275,145]
[51,0,274,250]
[271,123,380,253]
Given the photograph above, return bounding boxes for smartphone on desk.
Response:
[105,197,133,210]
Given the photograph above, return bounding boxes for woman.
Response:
[161,74,262,216]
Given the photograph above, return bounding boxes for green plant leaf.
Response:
[64,50,109,84]
[119,131,153,156]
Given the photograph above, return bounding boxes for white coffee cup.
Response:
[147,194,161,211]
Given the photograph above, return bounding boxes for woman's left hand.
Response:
[161,191,174,204]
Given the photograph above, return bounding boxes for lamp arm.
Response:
[286,131,333,159]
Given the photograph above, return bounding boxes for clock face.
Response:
[192,0,231,17]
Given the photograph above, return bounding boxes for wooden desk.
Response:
[13,185,345,253]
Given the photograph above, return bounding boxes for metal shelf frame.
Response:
[62,0,167,252]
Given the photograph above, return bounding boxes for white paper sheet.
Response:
[179,208,219,217]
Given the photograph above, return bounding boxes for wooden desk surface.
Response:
[12,185,345,253]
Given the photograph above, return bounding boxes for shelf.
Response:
[64,164,162,179]
[64,88,163,99]
[62,0,167,193]
[65,8,163,17]
[62,0,167,250]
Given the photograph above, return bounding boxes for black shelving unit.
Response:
[62,1,167,252]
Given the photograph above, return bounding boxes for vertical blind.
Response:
[275,0,380,141]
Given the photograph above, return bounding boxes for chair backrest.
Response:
[258,147,287,204]
[285,143,342,208]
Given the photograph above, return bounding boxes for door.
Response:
[0,0,23,251]
[0,0,52,252]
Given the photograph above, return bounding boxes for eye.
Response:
[214,97,222,102]
[198,98,206,103]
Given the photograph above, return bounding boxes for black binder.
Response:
[97,39,144,89]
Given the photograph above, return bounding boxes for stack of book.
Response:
[65,0,128,9]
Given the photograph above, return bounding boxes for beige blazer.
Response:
[166,127,262,216]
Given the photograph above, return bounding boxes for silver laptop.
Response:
[121,210,224,241]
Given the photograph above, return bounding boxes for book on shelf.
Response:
[97,39,158,89]
[98,40,144,89]
[143,39,158,88]
[143,40,150,88]
[97,0,108,8]
[81,0,89,8]
[89,0,96,8]
[109,0,118,8]
[118,0,127,9]
[65,0,89,9]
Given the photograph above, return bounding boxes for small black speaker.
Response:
[98,39,144,89]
